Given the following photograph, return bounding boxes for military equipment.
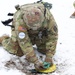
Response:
[43,2,52,9]
[37,0,52,9]
[1,18,14,28]
[30,64,56,73]
[8,13,14,16]
[15,5,20,10]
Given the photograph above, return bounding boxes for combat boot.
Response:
[0,34,9,44]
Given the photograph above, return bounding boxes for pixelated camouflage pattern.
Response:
[2,3,58,64]
[0,35,9,44]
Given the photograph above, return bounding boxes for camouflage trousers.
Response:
[2,38,24,56]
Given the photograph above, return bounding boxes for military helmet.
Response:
[23,6,44,30]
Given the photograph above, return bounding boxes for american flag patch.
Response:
[18,26,26,32]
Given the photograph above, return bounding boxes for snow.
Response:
[0,0,75,75]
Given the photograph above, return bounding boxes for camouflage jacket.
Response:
[11,3,58,62]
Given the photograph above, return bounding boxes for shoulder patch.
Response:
[18,26,27,32]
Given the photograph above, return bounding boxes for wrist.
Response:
[45,57,53,66]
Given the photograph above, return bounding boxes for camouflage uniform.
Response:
[1,3,58,69]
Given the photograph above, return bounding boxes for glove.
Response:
[34,61,51,70]
[34,61,46,70]
[45,57,53,66]
[43,62,51,69]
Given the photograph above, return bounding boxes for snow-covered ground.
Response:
[0,0,75,75]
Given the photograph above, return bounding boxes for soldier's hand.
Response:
[43,62,51,69]
[34,61,46,70]
[45,57,53,66]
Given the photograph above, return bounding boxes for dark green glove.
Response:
[43,62,51,69]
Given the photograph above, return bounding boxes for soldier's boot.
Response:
[0,34,9,44]
[70,12,75,18]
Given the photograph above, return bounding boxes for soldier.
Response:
[70,1,75,18]
[0,1,58,73]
